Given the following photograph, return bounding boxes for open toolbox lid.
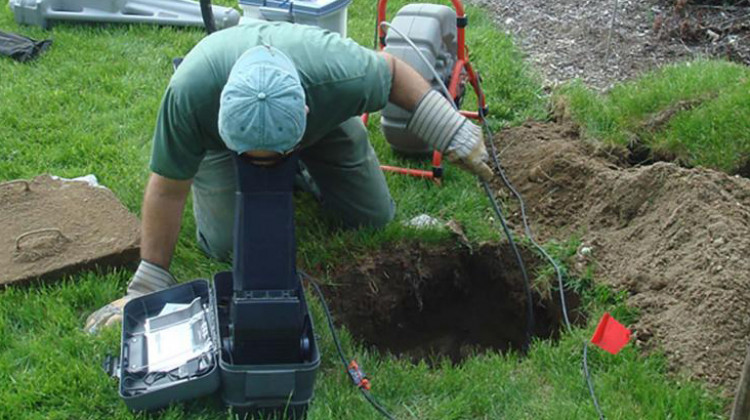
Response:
[105,280,221,412]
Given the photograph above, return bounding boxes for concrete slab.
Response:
[0,175,140,287]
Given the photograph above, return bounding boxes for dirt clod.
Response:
[322,242,584,363]
[493,121,750,393]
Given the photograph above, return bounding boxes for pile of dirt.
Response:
[0,175,140,287]
[322,243,584,363]
[491,120,750,392]
[468,0,749,90]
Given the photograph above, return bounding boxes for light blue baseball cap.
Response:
[218,45,307,155]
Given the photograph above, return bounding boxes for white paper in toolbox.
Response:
[144,297,214,373]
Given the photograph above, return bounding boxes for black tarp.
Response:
[0,31,52,62]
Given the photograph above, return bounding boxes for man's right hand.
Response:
[406,90,494,181]
[443,120,494,182]
[84,260,177,334]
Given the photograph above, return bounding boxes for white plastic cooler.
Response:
[239,0,351,36]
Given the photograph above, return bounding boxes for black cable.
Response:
[481,181,534,351]
[369,12,597,416]
[361,388,397,420]
[199,0,217,35]
[373,0,381,50]
[303,273,347,367]
[300,271,397,420]
[378,21,535,351]
[475,79,604,418]
[478,116,571,330]
[583,341,606,420]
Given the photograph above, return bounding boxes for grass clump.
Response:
[557,60,750,174]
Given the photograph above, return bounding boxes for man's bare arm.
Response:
[140,173,192,269]
[378,52,431,111]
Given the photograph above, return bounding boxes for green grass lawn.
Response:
[557,60,750,175]
[0,0,729,418]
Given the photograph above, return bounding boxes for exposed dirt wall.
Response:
[492,121,750,393]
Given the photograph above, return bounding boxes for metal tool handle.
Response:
[259,0,295,23]
[0,179,30,192]
[15,228,69,250]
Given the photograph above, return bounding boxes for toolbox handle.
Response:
[15,228,69,250]
[259,0,295,23]
[103,354,121,379]
[0,179,30,192]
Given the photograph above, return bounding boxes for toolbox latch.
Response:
[103,354,121,379]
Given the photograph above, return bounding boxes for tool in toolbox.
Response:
[107,153,320,418]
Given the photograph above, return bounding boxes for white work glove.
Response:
[407,90,494,181]
[84,260,176,334]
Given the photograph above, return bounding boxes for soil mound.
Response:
[493,121,750,392]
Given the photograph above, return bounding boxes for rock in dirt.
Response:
[405,213,442,228]
[492,120,750,393]
[0,175,140,287]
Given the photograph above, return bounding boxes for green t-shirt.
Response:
[150,21,392,180]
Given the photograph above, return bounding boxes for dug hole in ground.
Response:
[321,242,585,364]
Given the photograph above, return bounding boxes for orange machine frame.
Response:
[367,0,488,182]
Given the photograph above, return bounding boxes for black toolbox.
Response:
[106,274,320,417]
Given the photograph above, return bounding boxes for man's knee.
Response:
[341,197,395,229]
[197,229,233,262]
[192,150,237,262]
[371,198,396,228]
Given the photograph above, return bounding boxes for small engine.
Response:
[381,4,462,156]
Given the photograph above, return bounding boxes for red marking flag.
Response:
[590,313,631,355]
